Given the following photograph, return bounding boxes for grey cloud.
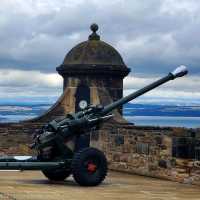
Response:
[124,75,199,93]
[0,0,199,106]
[0,0,199,75]
[0,68,197,106]
[0,69,62,88]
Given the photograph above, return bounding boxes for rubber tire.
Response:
[71,147,107,186]
[42,168,71,181]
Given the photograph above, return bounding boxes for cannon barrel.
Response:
[100,65,188,116]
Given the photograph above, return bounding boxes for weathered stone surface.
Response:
[89,125,200,186]
[0,119,199,185]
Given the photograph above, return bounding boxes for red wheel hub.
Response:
[87,163,97,173]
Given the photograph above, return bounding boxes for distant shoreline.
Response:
[0,103,199,128]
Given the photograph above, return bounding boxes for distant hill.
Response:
[0,104,51,122]
[123,103,200,117]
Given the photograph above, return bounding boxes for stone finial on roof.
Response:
[89,23,100,41]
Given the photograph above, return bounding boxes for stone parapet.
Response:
[0,122,43,155]
[90,123,200,185]
[0,116,199,185]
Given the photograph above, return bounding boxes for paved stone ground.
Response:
[0,171,199,200]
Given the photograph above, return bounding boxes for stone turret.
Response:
[57,24,130,113]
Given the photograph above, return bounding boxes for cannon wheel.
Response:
[42,168,71,181]
[71,147,107,186]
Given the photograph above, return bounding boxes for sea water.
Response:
[1,114,199,128]
[124,116,200,128]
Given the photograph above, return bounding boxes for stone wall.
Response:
[0,122,43,155]
[90,122,200,185]
[0,119,200,185]
[0,80,199,185]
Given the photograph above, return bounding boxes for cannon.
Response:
[0,66,188,186]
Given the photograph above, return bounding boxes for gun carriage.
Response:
[0,66,188,186]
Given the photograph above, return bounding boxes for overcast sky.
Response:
[0,0,199,105]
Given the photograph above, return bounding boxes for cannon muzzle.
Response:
[170,65,188,79]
